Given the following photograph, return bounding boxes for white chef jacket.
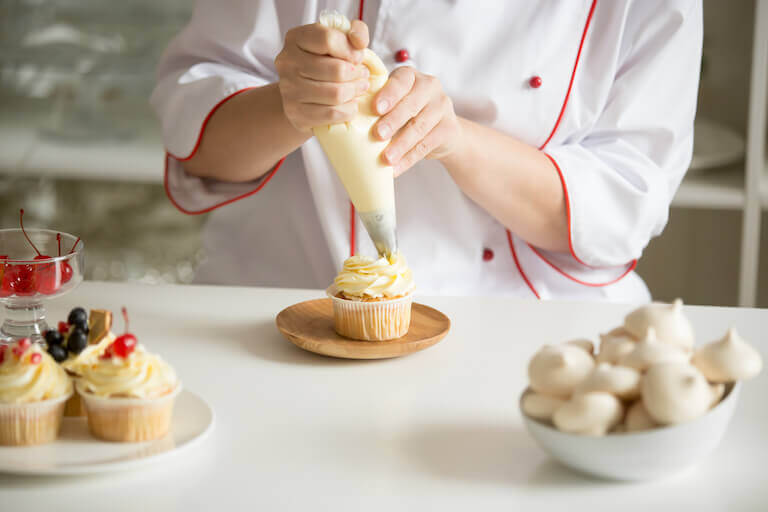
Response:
[151,0,701,302]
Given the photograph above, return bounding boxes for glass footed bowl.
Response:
[0,229,84,344]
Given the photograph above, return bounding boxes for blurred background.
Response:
[0,0,766,307]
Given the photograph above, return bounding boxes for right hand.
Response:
[275,20,371,132]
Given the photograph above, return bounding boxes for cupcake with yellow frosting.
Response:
[63,308,180,442]
[0,338,73,446]
[328,252,415,341]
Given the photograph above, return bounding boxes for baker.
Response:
[151,0,701,301]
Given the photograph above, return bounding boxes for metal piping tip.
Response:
[357,209,398,258]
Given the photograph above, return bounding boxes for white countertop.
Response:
[2,281,767,510]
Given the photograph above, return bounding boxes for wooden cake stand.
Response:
[276,298,450,359]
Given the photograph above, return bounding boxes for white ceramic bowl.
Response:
[520,383,740,481]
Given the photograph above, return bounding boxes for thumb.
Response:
[348,20,370,50]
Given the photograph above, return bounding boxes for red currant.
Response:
[58,321,69,334]
[12,338,31,357]
[29,352,42,365]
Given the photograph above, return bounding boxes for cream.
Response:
[65,341,178,399]
[313,11,394,216]
[332,253,414,300]
[0,344,72,404]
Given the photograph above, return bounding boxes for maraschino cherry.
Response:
[102,307,137,359]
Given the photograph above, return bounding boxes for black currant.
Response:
[44,329,64,346]
[47,344,68,363]
[67,328,88,354]
[67,307,87,327]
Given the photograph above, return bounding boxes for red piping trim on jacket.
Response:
[167,87,256,162]
[164,153,282,215]
[347,0,365,257]
[507,231,540,299]
[508,0,630,297]
[537,0,597,152]
[163,87,285,215]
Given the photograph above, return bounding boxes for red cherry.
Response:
[60,261,73,284]
[58,321,69,334]
[112,334,137,358]
[29,352,42,365]
[19,209,49,260]
[4,264,37,297]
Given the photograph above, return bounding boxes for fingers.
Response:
[374,71,437,141]
[290,24,363,63]
[373,67,417,116]
[283,100,359,132]
[348,20,370,50]
[382,98,444,165]
[288,76,369,106]
[291,52,369,82]
[392,120,450,176]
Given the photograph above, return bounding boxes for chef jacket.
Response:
[151,0,702,302]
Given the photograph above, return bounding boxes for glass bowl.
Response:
[0,229,84,344]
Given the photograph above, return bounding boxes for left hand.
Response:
[372,67,461,176]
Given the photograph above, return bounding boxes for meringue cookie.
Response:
[574,362,642,400]
[596,327,637,364]
[641,363,712,424]
[692,328,763,383]
[552,392,624,436]
[528,344,595,398]
[625,400,658,432]
[710,383,725,408]
[566,338,595,356]
[618,328,690,371]
[521,392,566,421]
[624,298,695,352]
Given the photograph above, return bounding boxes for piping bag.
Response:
[312,11,397,258]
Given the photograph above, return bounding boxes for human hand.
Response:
[275,20,371,132]
[372,67,461,175]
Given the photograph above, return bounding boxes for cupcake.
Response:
[43,307,114,417]
[0,338,73,446]
[63,308,180,442]
[327,252,415,341]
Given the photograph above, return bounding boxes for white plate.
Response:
[0,389,214,475]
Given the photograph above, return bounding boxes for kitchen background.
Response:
[0,0,766,307]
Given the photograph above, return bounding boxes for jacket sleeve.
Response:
[543,0,702,268]
[150,0,293,213]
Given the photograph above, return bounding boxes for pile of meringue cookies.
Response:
[522,299,763,436]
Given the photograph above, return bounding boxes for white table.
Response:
[2,282,767,510]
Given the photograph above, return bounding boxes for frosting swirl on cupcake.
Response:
[0,344,72,404]
[333,252,415,300]
[64,340,178,399]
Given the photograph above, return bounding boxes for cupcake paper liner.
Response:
[0,392,72,446]
[78,384,181,443]
[328,290,413,341]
